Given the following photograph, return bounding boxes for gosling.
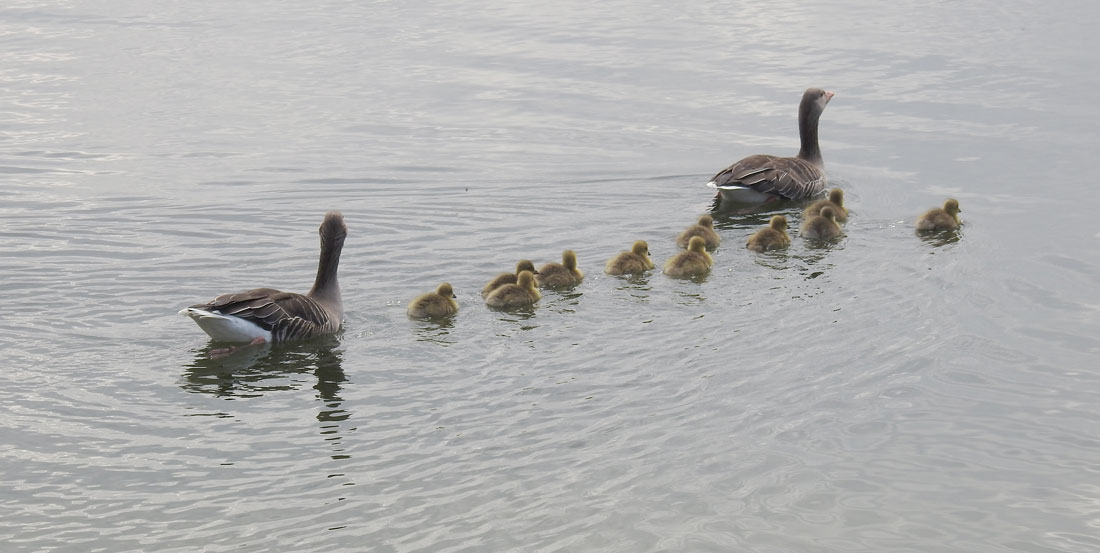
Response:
[746,215,791,252]
[605,240,655,275]
[485,270,541,309]
[676,215,720,250]
[482,259,537,298]
[537,250,583,288]
[407,282,458,319]
[803,188,848,223]
[800,206,843,241]
[663,236,713,277]
[916,198,962,231]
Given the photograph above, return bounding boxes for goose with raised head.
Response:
[676,215,720,250]
[605,240,655,275]
[536,250,583,289]
[663,236,713,277]
[482,260,538,298]
[179,211,346,343]
[916,199,961,231]
[803,188,848,223]
[800,206,843,241]
[746,215,791,252]
[485,270,541,309]
[707,88,834,205]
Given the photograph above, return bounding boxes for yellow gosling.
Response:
[485,270,541,309]
[803,188,848,223]
[676,215,721,250]
[536,250,583,288]
[605,240,655,275]
[746,215,791,252]
[482,259,537,298]
[916,198,962,231]
[663,236,713,277]
[407,282,458,319]
[800,205,843,240]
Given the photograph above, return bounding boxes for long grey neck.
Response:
[308,236,343,312]
[797,108,823,167]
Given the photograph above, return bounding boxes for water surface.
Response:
[2,1,1100,552]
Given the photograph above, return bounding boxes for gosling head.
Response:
[687,236,707,253]
[697,215,714,228]
[944,198,961,215]
[631,240,649,256]
[828,188,844,205]
[516,270,536,289]
[820,206,837,222]
[516,259,537,275]
[561,250,578,270]
[436,282,455,298]
[769,215,788,231]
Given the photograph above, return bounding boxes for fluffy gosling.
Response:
[746,215,791,252]
[605,240,655,275]
[800,206,843,240]
[537,250,583,288]
[485,270,541,309]
[407,282,458,319]
[482,259,537,298]
[676,215,720,250]
[803,188,848,223]
[916,198,962,231]
[663,236,713,277]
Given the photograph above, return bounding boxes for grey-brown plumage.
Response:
[746,215,791,252]
[916,199,961,231]
[407,282,458,319]
[537,250,583,288]
[605,240,654,275]
[676,215,721,250]
[482,260,537,298]
[663,236,713,277]
[485,270,541,309]
[800,206,843,240]
[803,188,848,223]
[180,211,347,343]
[708,88,834,203]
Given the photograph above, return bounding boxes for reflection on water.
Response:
[412,316,458,345]
[182,336,346,402]
[918,227,963,247]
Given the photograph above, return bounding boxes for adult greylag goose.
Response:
[676,215,720,250]
[179,211,346,343]
[707,88,834,205]
[916,199,961,231]
[536,250,583,289]
[746,215,791,252]
[485,270,541,309]
[663,236,713,277]
[482,260,537,298]
[803,188,848,222]
[407,282,458,319]
[800,206,843,240]
[605,240,655,275]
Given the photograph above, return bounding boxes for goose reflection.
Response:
[182,337,351,460]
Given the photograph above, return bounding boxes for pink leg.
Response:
[208,337,268,359]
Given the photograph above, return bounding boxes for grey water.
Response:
[3,1,1099,552]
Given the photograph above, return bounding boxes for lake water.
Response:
[3,1,1099,552]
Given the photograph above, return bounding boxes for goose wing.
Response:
[190,287,336,342]
[708,154,826,200]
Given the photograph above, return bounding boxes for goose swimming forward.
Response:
[179,211,346,344]
[707,88,834,205]
[916,199,962,232]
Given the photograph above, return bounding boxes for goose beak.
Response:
[824,91,835,103]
